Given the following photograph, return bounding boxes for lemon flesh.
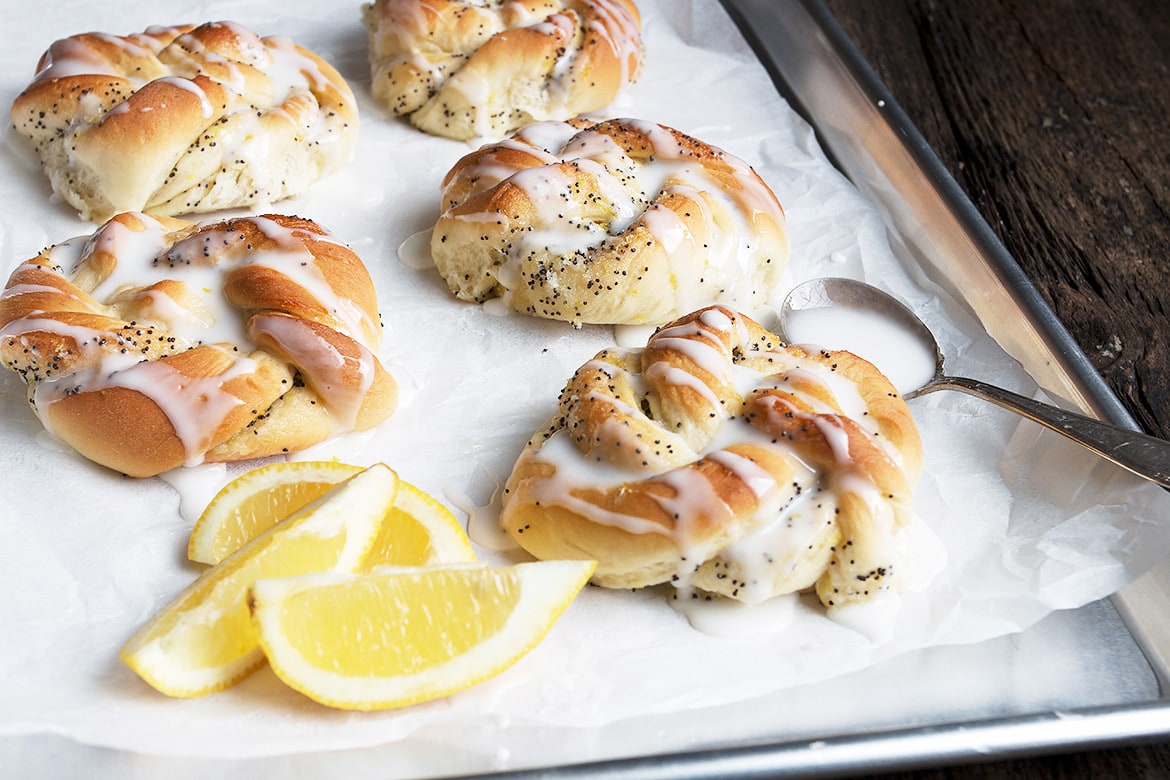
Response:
[249,560,596,710]
[120,464,399,697]
[189,461,364,565]
[366,481,476,567]
[189,461,475,569]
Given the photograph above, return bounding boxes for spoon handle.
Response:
[914,376,1170,488]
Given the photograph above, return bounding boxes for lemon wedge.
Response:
[248,560,596,710]
[189,461,364,565]
[189,461,474,569]
[366,480,476,567]
[120,464,399,698]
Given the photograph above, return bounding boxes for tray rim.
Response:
[451,698,1170,779]
[709,0,1170,771]
[721,0,1136,429]
[6,1,1170,776]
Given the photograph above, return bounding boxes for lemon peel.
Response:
[121,464,398,697]
[249,559,596,710]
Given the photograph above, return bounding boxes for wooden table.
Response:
[819,0,1170,776]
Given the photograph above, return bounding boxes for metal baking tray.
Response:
[7,1,1170,776]
[493,0,1170,775]
[536,0,1170,774]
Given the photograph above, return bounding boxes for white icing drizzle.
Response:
[90,349,252,466]
[34,33,158,83]
[443,118,786,318]
[14,313,255,467]
[33,22,331,109]
[249,314,375,430]
[670,591,799,637]
[155,76,215,118]
[584,0,643,82]
[23,21,355,216]
[396,229,437,269]
[371,0,641,139]
[514,310,922,617]
[77,214,243,347]
[0,282,69,299]
[167,215,376,345]
[613,322,657,348]
[445,480,517,553]
[645,362,722,408]
[158,462,230,524]
[2,213,382,466]
[262,34,334,96]
[783,303,939,397]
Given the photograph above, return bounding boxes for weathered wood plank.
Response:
[817,2,1170,777]
[823,0,1170,437]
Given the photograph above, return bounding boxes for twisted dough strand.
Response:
[432,118,788,326]
[363,0,642,140]
[11,22,358,222]
[501,306,923,608]
[0,213,396,477]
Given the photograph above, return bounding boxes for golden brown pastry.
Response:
[10,22,358,222]
[500,306,923,608]
[431,118,789,327]
[0,212,397,478]
[362,0,643,140]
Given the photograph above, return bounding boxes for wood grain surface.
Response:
[822,0,1170,440]
[819,0,1170,777]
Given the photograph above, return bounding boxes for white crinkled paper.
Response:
[2,0,1170,774]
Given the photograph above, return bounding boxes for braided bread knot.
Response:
[11,21,358,222]
[432,118,788,326]
[501,306,924,608]
[0,212,396,477]
[362,0,643,140]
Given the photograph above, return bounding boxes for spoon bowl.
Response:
[780,277,942,398]
[779,277,1170,489]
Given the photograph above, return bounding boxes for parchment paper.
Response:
[2,0,1170,772]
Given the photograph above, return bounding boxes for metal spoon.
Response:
[779,276,1170,489]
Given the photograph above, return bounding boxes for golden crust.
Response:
[11,22,358,222]
[0,213,397,478]
[362,0,643,140]
[500,306,923,607]
[431,118,789,326]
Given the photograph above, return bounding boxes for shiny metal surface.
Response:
[780,276,1170,488]
[5,2,1166,776]
[716,0,1170,772]
[719,0,1133,425]
[463,700,1170,779]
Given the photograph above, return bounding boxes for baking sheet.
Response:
[3,0,1170,776]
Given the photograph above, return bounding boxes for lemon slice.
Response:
[189,460,364,565]
[120,464,399,698]
[248,559,597,710]
[189,461,475,568]
[366,481,476,567]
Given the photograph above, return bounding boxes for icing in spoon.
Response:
[780,277,1170,489]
